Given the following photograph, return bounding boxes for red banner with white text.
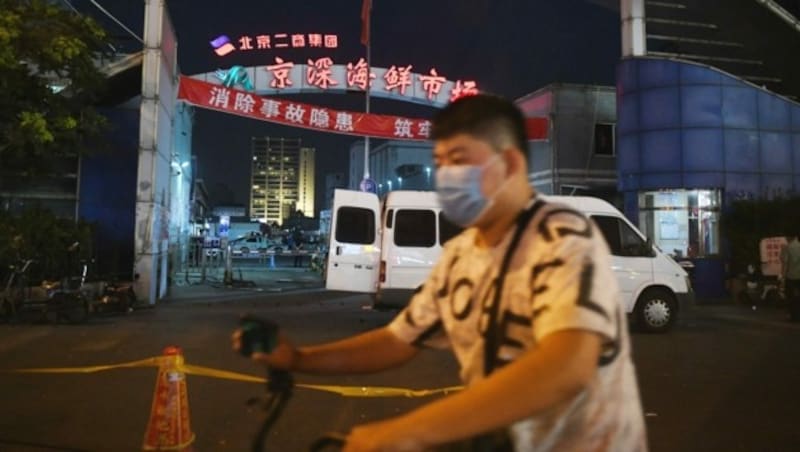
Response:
[177,76,548,141]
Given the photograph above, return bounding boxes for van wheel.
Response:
[635,289,676,333]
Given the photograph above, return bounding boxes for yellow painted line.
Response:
[9,357,463,398]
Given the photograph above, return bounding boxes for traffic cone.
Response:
[142,346,196,451]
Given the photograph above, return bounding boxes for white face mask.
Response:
[435,155,505,227]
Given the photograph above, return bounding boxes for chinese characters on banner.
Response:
[259,56,479,102]
[760,236,789,277]
[210,33,339,56]
[178,76,548,141]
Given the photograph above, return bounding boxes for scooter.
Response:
[739,263,784,307]
[92,275,137,314]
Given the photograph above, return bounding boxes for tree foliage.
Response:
[720,197,800,273]
[0,0,111,173]
[0,207,94,282]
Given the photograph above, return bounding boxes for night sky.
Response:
[69,0,621,214]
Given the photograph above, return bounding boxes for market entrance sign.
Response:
[190,58,478,108]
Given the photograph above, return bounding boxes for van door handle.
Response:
[336,246,342,255]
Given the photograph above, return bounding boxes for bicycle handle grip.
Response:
[239,314,279,357]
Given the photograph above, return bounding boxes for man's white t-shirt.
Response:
[388,198,648,451]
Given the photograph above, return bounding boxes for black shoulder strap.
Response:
[483,199,546,376]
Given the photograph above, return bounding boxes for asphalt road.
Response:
[0,290,799,452]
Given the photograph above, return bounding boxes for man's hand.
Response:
[343,417,425,452]
[231,328,298,370]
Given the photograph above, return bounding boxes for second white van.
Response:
[326,189,694,333]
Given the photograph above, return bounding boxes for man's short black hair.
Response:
[431,94,529,162]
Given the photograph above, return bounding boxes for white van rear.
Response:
[326,189,693,332]
[376,191,462,305]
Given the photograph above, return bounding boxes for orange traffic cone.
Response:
[142,346,195,451]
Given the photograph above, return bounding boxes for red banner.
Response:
[177,76,548,141]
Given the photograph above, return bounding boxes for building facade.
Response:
[324,173,346,211]
[250,137,315,226]
[617,0,800,298]
[348,140,434,194]
[517,84,619,202]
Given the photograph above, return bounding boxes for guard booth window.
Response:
[592,215,652,257]
[335,207,375,244]
[439,212,463,245]
[395,209,436,247]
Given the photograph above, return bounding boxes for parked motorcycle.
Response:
[0,259,90,324]
[739,263,784,306]
[91,276,137,314]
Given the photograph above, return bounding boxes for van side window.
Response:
[395,209,436,247]
[439,212,463,245]
[335,207,375,244]
[592,215,652,257]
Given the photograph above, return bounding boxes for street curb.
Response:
[699,309,800,330]
[160,286,327,304]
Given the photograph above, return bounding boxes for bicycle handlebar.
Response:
[242,315,348,451]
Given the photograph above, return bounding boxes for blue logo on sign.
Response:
[359,178,377,194]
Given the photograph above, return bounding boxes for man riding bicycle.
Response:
[234,94,647,452]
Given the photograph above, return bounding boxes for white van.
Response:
[326,189,694,332]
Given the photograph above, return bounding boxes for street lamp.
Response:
[425,167,431,187]
[387,180,393,191]
[397,177,402,189]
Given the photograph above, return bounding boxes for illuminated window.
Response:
[638,189,721,258]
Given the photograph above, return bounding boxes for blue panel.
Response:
[758,92,791,131]
[762,174,793,198]
[760,132,792,173]
[617,60,638,92]
[641,130,682,171]
[640,87,680,130]
[683,129,723,171]
[724,130,759,172]
[796,176,800,194]
[725,173,760,198]
[680,63,722,85]
[617,135,640,172]
[638,59,679,89]
[719,71,746,86]
[623,191,639,225]
[792,106,800,132]
[682,86,723,128]
[683,172,724,189]
[640,172,682,189]
[619,173,640,191]
[618,92,639,134]
[692,259,727,298]
[722,86,758,129]
[794,134,800,172]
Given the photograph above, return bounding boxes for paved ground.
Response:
[1,264,799,451]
